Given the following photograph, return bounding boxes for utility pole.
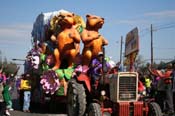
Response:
[151,24,153,66]
[120,36,123,64]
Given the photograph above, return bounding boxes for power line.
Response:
[154,22,175,29]
[140,30,150,38]
[152,22,175,31]
[139,22,175,37]
[154,47,175,50]
[139,27,150,33]
[155,25,175,31]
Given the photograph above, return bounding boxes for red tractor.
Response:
[67,47,162,116]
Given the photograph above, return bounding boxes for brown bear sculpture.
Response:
[81,14,108,66]
[52,11,81,70]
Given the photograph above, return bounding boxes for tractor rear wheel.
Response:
[87,103,102,116]
[148,102,162,116]
[67,78,86,116]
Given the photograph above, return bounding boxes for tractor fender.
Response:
[77,73,91,92]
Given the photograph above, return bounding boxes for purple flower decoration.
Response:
[40,70,60,94]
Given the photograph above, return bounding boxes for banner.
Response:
[125,27,139,56]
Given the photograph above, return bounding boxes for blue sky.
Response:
[0,0,175,73]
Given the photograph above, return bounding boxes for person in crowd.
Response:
[1,72,7,84]
[144,74,152,96]
[8,66,20,84]
[18,74,24,111]
[149,74,159,98]
[88,52,110,90]
[172,63,175,111]
[148,64,174,115]
[137,72,146,99]
[0,68,6,116]
[3,79,13,116]
[20,74,31,113]
[0,66,2,73]
[138,80,146,99]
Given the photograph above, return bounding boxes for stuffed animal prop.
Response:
[81,14,108,66]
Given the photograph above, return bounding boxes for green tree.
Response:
[0,51,19,76]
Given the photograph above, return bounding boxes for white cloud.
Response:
[116,19,149,25]
[0,23,32,38]
[0,23,33,64]
[108,10,175,27]
[144,10,175,18]
[108,19,150,28]
[0,23,32,44]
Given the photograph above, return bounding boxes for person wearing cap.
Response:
[89,51,108,90]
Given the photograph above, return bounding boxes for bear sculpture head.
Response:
[86,14,104,30]
[57,12,75,28]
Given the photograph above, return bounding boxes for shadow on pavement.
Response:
[12,99,67,114]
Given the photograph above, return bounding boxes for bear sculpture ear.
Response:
[72,13,75,16]
[86,14,91,18]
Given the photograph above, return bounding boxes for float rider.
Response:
[89,52,109,90]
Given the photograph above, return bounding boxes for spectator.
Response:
[0,72,6,116]
[150,75,160,98]
[20,74,31,113]
[3,80,13,116]
[138,80,145,97]
[172,63,175,111]
[1,72,7,84]
[144,75,152,96]
[149,64,174,115]
[18,74,24,111]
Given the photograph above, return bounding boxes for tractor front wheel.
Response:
[67,78,86,116]
[148,102,162,116]
[87,103,102,116]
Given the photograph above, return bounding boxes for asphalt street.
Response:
[11,110,67,116]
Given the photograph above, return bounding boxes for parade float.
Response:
[24,9,86,111]
[25,9,162,115]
